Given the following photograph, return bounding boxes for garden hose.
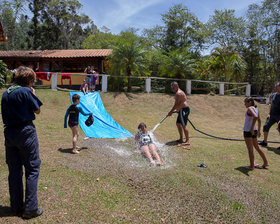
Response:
[187,118,280,144]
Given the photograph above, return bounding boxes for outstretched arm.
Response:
[77,105,92,116]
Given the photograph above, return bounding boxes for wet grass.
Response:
[0,90,280,223]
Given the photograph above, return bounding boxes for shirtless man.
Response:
[168,81,190,149]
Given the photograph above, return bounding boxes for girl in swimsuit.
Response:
[243,97,268,170]
[135,122,162,166]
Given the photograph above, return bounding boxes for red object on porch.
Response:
[61,73,72,87]
[35,72,52,81]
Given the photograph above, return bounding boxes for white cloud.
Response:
[98,0,164,33]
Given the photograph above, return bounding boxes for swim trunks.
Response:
[176,107,190,126]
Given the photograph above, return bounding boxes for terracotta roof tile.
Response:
[0,49,113,58]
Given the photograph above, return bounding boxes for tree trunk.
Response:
[127,67,132,92]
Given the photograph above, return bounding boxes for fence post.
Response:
[51,73,57,90]
[102,75,108,92]
[219,83,224,95]
[186,80,191,95]
[145,77,151,93]
[245,84,251,96]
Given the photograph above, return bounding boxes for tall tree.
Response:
[109,31,146,92]
[144,4,205,53]
[0,0,26,50]
[207,9,246,49]
[46,0,90,49]
[159,48,195,79]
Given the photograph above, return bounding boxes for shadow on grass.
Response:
[112,92,134,100]
[165,140,179,146]
[0,205,15,218]
[57,147,88,154]
[266,146,280,155]
[235,167,251,176]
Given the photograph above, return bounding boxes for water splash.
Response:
[151,123,160,133]
[148,131,176,168]
[84,132,175,168]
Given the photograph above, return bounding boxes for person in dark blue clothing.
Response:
[64,94,92,154]
[1,66,43,219]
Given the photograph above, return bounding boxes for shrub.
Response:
[0,60,8,88]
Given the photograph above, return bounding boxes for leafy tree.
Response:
[206,9,246,49]
[260,0,280,82]
[203,46,246,84]
[46,0,90,49]
[109,31,146,92]
[0,60,8,88]
[81,30,119,49]
[0,0,26,50]
[159,48,195,79]
[144,4,205,53]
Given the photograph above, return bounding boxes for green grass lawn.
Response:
[1,89,280,223]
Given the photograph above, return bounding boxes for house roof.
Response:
[0,49,113,58]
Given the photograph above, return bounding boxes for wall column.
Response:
[51,73,57,90]
[186,80,191,95]
[102,75,108,92]
[219,83,224,95]
[145,77,151,93]
[246,84,251,97]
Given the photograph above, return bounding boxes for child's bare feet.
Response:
[156,161,162,166]
[262,164,269,169]
[72,150,80,154]
[149,161,156,167]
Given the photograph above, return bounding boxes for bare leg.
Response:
[71,126,79,154]
[182,125,189,144]
[141,145,155,166]
[176,123,183,143]
[149,144,162,166]
[253,138,268,167]
[244,137,254,170]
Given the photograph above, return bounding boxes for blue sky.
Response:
[79,0,263,34]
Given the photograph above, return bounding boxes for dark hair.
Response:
[244,97,257,108]
[72,94,80,102]
[14,66,36,86]
[138,122,146,130]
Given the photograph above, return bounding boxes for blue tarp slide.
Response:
[69,92,133,138]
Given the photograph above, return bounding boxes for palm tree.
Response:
[160,48,195,79]
[109,34,146,92]
[229,52,247,94]
[207,45,246,83]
